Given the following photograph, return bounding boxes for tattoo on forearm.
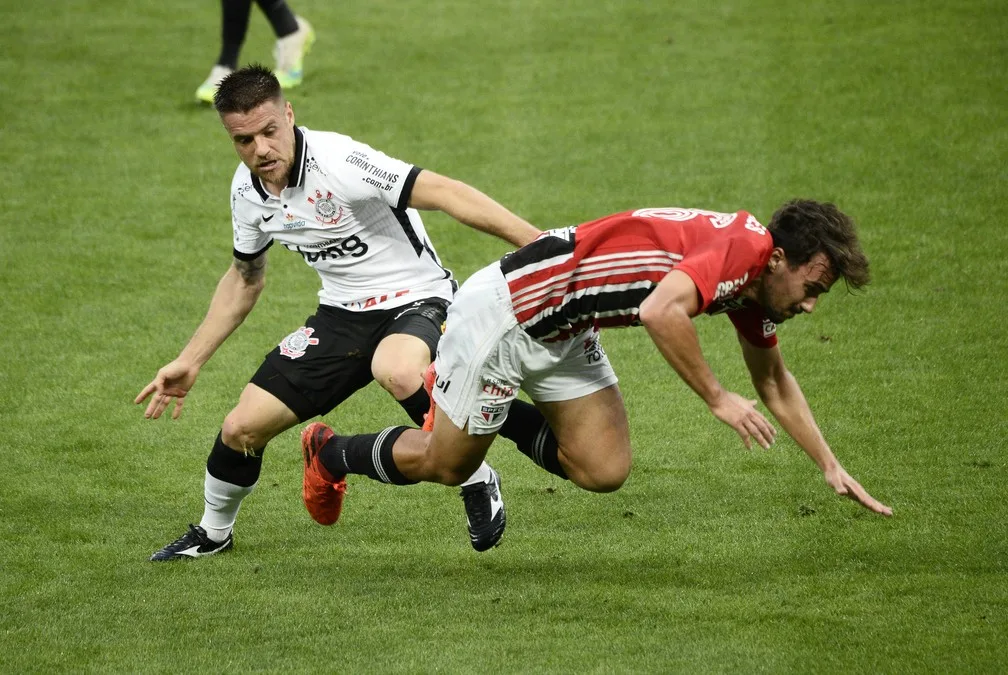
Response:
[233,255,267,283]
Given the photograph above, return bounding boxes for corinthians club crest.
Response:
[308,189,344,225]
[279,326,319,359]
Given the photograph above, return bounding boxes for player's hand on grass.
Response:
[135,359,200,420]
[824,464,893,516]
[708,390,777,450]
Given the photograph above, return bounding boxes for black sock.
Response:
[205,431,265,488]
[217,0,253,69]
[319,426,418,485]
[499,400,568,479]
[397,385,431,427]
[255,0,299,37]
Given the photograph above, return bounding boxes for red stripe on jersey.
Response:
[502,209,774,344]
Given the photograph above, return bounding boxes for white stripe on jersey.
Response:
[517,279,658,328]
[501,250,576,283]
[512,266,677,315]
[509,250,682,306]
[511,252,681,314]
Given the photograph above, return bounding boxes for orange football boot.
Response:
[421,362,438,432]
[301,422,347,525]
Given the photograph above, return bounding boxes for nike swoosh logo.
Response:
[177,545,202,557]
[392,301,423,321]
[263,214,275,222]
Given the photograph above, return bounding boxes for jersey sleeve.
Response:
[675,235,763,313]
[331,138,421,211]
[230,176,273,259]
[727,303,778,348]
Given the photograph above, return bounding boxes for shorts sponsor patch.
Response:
[481,377,515,399]
[279,326,320,360]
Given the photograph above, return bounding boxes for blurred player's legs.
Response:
[196,0,310,102]
[196,65,234,104]
[273,15,315,89]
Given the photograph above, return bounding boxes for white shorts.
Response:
[432,262,619,435]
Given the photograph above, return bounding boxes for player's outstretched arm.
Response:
[134,254,267,419]
[738,336,892,516]
[639,270,776,450]
[407,170,541,247]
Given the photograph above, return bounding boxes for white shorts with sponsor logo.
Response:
[432,262,619,435]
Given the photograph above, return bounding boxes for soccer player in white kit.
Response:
[300,202,892,537]
[136,65,542,560]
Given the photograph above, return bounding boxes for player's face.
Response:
[758,251,836,324]
[220,98,296,190]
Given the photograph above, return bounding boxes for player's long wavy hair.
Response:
[768,199,870,289]
[213,63,283,114]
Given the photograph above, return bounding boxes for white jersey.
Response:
[230,126,455,311]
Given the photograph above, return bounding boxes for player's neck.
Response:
[739,282,761,303]
[262,178,287,197]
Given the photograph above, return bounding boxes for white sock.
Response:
[460,461,492,487]
[200,470,255,542]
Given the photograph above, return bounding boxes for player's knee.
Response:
[568,450,631,493]
[372,361,424,400]
[221,411,271,451]
[583,465,630,493]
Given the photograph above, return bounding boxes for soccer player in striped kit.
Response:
[301,201,892,538]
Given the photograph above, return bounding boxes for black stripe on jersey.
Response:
[390,206,424,257]
[500,231,576,275]
[389,205,456,286]
[290,126,307,188]
[397,166,423,211]
[233,240,274,261]
[251,176,270,202]
[522,284,655,340]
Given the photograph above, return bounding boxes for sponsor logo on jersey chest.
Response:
[714,272,749,301]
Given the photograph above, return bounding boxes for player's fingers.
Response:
[736,427,753,450]
[171,397,186,420]
[152,395,171,420]
[135,382,157,405]
[848,482,893,516]
[144,395,161,419]
[745,418,773,449]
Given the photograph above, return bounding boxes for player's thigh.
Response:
[261,308,382,420]
[222,383,300,450]
[534,384,632,492]
[371,298,447,399]
[371,333,431,399]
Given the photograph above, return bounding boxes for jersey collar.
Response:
[250,125,308,201]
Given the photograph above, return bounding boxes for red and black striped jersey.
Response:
[499,208,778,347]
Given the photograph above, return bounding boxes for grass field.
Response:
[2,0,1006,671]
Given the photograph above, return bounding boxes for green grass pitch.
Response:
[1,0,1006,671]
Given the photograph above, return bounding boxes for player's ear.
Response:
[285,100,295,125]
[768,248,786,273]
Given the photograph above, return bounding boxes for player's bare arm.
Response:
[134,253,269,420]
[738,336,892,516]
[407,169,541,247]
[639,270,776,450]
